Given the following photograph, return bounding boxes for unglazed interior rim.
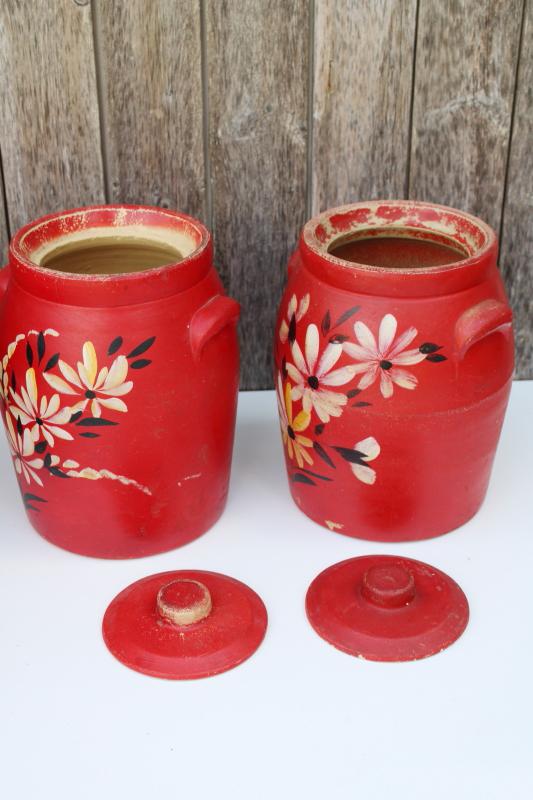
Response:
[11,205,210,280]
[303,200,497,274]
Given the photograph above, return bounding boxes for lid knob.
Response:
[157,578,212,626]
[361,564,415,609]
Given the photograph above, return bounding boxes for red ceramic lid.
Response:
[306,555,469,662]
[102,570,268,679]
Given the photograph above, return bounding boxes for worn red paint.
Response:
[103,570,268,679]
[306,555,469,662]
[0,205,240,558]
[274,200,514,542]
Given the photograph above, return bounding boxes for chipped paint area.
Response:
[325,520,344,531]
[17,206,206,267]
[177,472,202,488]
[63,461,152,496]
[303,200,490,261]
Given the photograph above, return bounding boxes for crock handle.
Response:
[189,295,240,360]
[454,299,513,360]
[0,265,9,298]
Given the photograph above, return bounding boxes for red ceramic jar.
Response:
[274,200,514,541]
[0,205,239,558]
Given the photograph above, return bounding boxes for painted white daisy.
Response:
[343,313,426,398]
[276,374,314,468]
[279,293,310,342]
[4,413,57,486]
[286,323,359,423]
[9,367,73,447]
[43,342,133,418]
[350,436,381,485]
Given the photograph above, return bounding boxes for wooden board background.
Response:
[0,0,531,385]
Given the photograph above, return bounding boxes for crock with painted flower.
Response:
[274,200,514,541]
[0,205,240,558]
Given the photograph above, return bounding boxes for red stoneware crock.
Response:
[274,200,514,541]
[0,205,239,558]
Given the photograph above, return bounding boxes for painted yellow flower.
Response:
[9,367,73,447]
[276,373,314,468]
[43,342,133,418]
[0,357,8,403]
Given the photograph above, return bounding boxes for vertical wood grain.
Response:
[95,0,205,218]
[206,0,309,389]
[0,0,104,232]
[500,0,532,379]
[410,0,523,232]
[312,0,417,213]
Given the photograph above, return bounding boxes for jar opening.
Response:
[16,207,203,277]
[37,231,185,275]
[306,200,493,270]
[327,228,468,270]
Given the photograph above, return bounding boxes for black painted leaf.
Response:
[16,416,23,436]
[281,356,288,378]
[49,467,70,479]
[329,334,349,344]
[291,473,316,486]
[43,353,60,372]
[127,336,156,359]
[347,388,361,399]
[44,453,52,468]
[26,342,33,366]
[333,306,360,328]
[23,493,47,503]
[37,331,46,363]
[130,359,152,369]
[26,505,41,512]
[300,468,333,482]
[426,353,447,363]
[76,417,118,427]
[419,342,442,354]
[314,423,325,435]
[333,446,368,465]
[353,401,372,408]
[313,441,335,468]
[11,371,16,390]
[34,441,47,453]
[321,310,331,336]
[288,314,297,344]
[108,336,123,356]
[79,432,100,438]
[70,411,83,423]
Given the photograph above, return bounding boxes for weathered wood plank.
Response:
[410,0,523,233]
[312,0,417,213]
[500,1,532,379]
[206,0,309,389]
[0,0,104,232]
[95,0,205,218]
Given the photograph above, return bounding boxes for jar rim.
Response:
[300,200,498,297]
[9,204,212,306]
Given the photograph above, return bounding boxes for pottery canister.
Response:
[0,205,240,558]
[274,200,514,541]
